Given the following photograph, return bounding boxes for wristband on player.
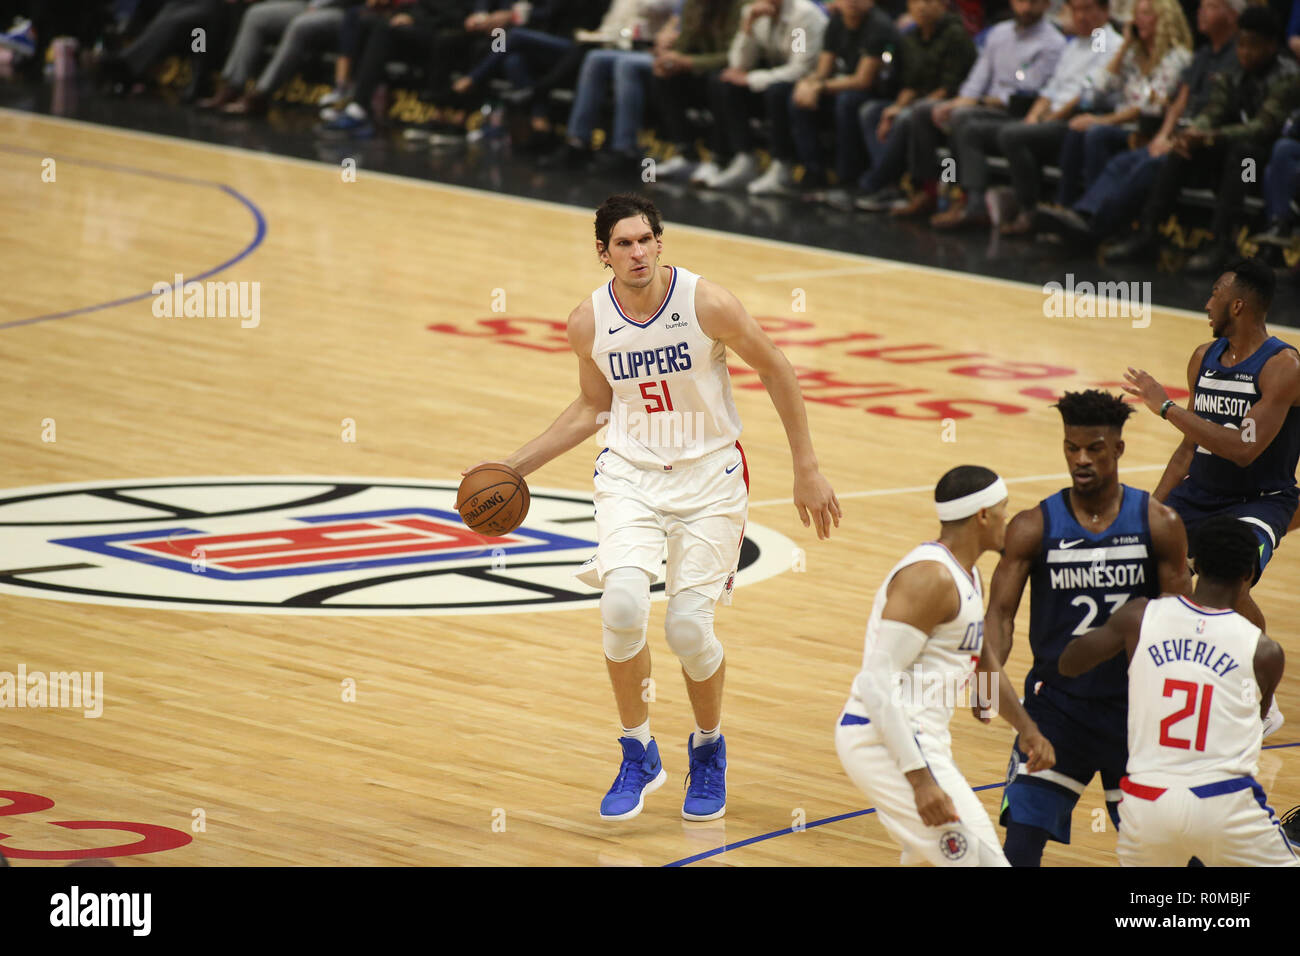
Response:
[1159,399,1175,419]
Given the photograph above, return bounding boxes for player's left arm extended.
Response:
[1124,353,1300,467]
[1058,597,1147,676]
[970,649,1056,771]
[695,278,842,538]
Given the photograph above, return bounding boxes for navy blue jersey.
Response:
[1188,336,1300,497]
[1026,486,1160,700]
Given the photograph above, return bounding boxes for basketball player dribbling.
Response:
[836,466,1056,867]
[1060,516,1297,867]
[466,193,840,822]
[1123,258,1300,740]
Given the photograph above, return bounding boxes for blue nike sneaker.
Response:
[683,733,727,821]
[599,737,667,820]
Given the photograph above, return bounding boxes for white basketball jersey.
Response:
[1127,596,1263,787]
[844,542,986,744]
[591,266,743,470]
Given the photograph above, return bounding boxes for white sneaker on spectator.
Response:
[319,88,344,108]
[656,155,697,181]
[319,104,341,122]
[747,159,793,196]
[708,153,760,191]
[690,160,722,187]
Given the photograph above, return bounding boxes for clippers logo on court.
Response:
[940,830,968,861]
[0,478,795,615]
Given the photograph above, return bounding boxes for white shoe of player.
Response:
[1263,697,1285,739]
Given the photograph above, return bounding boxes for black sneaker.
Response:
[1281,805,1300,848]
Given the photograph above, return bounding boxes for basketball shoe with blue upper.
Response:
[600,737,667,820]
[682,733,727,821]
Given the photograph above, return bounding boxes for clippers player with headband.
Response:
[466,193,840,822]
[1060,516,1296,866]
[1123,257,1300,740]
[836,466,1056,867]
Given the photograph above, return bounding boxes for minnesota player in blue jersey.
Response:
[985,390,1191,866]
[1124,257,1300,738]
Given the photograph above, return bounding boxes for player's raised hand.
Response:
[910,776,960,827]
[1121,367,1170,415]
[794,469,841,539]
[1020,724,1056,773]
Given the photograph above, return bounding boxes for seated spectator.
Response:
[990,0,1122,232]
[538,4,682,172]
[854,0,976,210]
[904,0,1065,227]
[1036,0,1242,244]
[451,0,609,137]
[321,0,479,137]
[1251,114,1300,250]
[96,0,245,99]
[783,0,900,204]
[198,0,352,115]
[682,0,825,190]
[498,0,677,125]
[647,0,745,183]
[1096,6,1297,271]
[1053,0,1190,207]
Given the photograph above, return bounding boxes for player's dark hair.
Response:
[1238,5,1281,42]
[1225,257,1275,312]
[935,465,1000,503]
[594,194,663,251]
[1054,389,1135,431]
[1192,516,1259,586]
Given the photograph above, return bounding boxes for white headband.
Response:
[935,477,1008,522]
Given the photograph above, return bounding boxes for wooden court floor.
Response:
[1,108,1296,866]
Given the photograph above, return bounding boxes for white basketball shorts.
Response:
[575,442,748,604]
[835,713,1010,867]
[1116,776,1299,867]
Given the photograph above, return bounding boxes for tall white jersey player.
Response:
[1060,515,1296,866]
[836,466,1056,867]
[465,194,841,823]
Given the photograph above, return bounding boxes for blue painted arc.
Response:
[0,145,267,330]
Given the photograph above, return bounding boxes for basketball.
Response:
[456,463,530,536]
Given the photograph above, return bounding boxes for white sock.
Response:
[694,724,721,748]
[622,718,651,747]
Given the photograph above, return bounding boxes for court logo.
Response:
[0,478,795,615]
[939,830,968,861]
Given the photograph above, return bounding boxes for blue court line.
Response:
[664,742,1300,867]
[0,144,267,330]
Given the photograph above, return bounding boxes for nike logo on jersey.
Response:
[725,462,741,474]
[1059,538,1085,549]
[608,326,624,334]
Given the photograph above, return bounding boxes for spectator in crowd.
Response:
[1251,107,1300,247]
[96,0,248,99]
[538,2,686,172]
[990,0,1122,234]
[905,0,1065,227]
[322,0,480,137]
[450,0,609,136]
[684,0,826,190]
[1036,0,1243,244]
[1052,0,1191,206]
[1072,6,1297,271]
[784,0,900,204]
[498,0,676,126]
[198,0,352,115]
[646,0,744,182]
[854,0,976,210]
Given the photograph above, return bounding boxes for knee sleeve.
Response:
[664,589,723,681]
[600,567,651,663]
